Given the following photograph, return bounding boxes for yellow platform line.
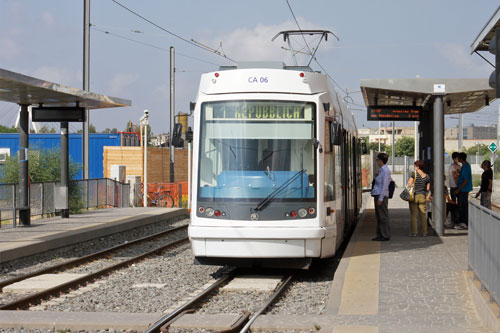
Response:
[338,200,381,315]
[333,326,378,333]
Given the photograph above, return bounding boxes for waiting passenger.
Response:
[454,152,472,230]
[370,152,391,241]
[407,160,431,237]
[475,160,493,209]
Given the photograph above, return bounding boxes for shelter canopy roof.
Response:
[360,78,494,115]
[0,68,131,109]
[471,5,500,53]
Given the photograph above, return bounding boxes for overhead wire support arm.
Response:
[474,50,496,68]
[272,30,338,68]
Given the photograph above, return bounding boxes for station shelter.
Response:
[0,68,130,225]
[360,78,494,235]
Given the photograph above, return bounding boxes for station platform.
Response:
[254,190,491,333]
[0,207,188,264]
[0,194,493,332]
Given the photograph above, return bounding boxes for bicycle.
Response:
[149,186,175,208]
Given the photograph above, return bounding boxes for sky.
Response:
[0,0,499,134]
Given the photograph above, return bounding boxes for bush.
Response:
[0,147,83,213]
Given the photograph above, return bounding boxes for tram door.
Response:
[342,130,351,235]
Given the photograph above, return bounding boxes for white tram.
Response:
[188,62,362,268]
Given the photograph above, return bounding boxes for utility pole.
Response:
[83,0,90,179]
[414,121,419,160]
[392,121,395,172]
[378,121,381,151]
[458,114,463,152]
[170,46,175,183]
[141,111,149,207]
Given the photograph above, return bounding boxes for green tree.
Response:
[0,148,83,213]
[395,136,415,157]
[465,144,489,156]
[363,138,389,155]
[0,125,17,133]
[76,124,97,134]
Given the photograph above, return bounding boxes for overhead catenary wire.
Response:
[110,0,237,63]
[283,0,352,99]
[92,27,221,67]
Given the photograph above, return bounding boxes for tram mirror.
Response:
[361,141,368,154]
[323,103,330,112]
[330,121,342,146]
[190,102,196,112]
[171,123,184,147]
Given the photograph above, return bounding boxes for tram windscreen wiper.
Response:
[254,169,305,212]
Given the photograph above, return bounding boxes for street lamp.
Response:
[140,110,149,207]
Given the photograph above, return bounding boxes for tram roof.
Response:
[219,61,315,73]
[360,78,494,115]
[471,5,500,53]
[0,68,131,109]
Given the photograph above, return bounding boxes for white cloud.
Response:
[436,43,491,76]
[0,38,20,60]
[32,66,79,86]
[41,11,56,27]
[108,73,140,95]
[209,19,335,64]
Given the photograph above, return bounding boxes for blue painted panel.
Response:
[0,133,121,179]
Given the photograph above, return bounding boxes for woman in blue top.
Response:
[453,152,472,230]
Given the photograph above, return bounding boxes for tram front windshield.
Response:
[198,100,316,202]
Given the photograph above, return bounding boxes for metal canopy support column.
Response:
[18,104,30,226]
[60,121,70,218]
[433,96,445,236]
[83,0,90,179]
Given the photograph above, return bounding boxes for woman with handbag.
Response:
[407,160,431,237]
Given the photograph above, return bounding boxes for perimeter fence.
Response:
[468,200,500,308]
[0,178,129,227]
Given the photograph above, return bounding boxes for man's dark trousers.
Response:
[374,195,390,239]
[457,191,469,226]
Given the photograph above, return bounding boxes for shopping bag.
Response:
[400,186,414,202]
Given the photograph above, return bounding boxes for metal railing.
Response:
[0,178,130,227]
[468,199,500,307]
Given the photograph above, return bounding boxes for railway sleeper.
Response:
[163,310,250,332]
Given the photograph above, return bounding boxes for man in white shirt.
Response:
[447,152,461,227]
[370,153,391,241]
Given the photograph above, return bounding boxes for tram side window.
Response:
[324,121,334,201]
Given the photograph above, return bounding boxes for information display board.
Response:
[367,106,422,121]
[32,107,86,122]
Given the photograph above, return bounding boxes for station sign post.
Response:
[489,142,497,190]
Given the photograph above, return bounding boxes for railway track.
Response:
[0,224,189,310]
[145,270,295,333]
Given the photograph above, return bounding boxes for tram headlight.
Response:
[308,207,316,215]
[290,210,297,218]
[214,210,221,217]
[205,207,215,217]
[298,208,307,218]
[198,206,205,214]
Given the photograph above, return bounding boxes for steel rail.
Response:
[0,237,189,310]
[145,270,237,333]
[0,224,188,291]
[239,273,294,333]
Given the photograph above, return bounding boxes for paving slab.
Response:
[222,275,283,292]
[3,273,86,293]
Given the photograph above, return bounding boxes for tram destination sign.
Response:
[367,106,422,121]
[212,103,305,120]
